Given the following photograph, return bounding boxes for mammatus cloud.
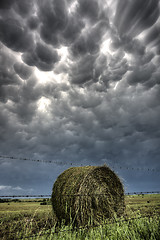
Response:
[115,0,159,37]
[0,19,33,52]
[14,62,32,80]
[22,43,60,71]
[0,0,160,193]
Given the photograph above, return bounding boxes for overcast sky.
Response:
[0,0,160,196]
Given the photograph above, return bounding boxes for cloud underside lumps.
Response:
[0,0,159,85]
[0,0,160,168]
[22,43,60,71]
[115,0,160,37]
[0,79,160,167]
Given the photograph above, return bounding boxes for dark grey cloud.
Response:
[0,0,160,195]
[145,24,160,45]
[77,0,100,22]
[14,0,34,17]
[123,37,145,56]
[22,43,60,71]
[115,0,159,37]
[27,16,39,30]
[4,76,42,123]
[70,36,88,57]
[38,0,68,46]
[127,62,156,86]
[0,0,16,9]
[69,54,96,84]
[0,18,33,52]
[0,47,21,103]
[70,20,109,58]
[61,12,84,45]
[0,70,19,86]
[14,62,32,80]
[145,23,160,55]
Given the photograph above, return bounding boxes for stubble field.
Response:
[0,194,160,239]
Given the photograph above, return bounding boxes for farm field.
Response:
[0,194,160,239]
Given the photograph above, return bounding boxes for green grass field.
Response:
[0,194,160,239]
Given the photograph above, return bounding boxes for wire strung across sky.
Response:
[0,155,64,165]
[0,155,160,172]
[0,191,160,198]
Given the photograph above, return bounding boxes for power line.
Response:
[0,155,160,172]
[125,191,160,195]
[0,155,65,165]
[0,194,51,198]
[60,191,160,197]
[0,191,160,198]
[108,165,160,172]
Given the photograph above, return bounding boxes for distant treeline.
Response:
[0,198,51,204]
[0,198,21,203]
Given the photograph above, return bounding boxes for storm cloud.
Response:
[115,0,159,37]
[22,43,60,71]
[0,0,160,195]
[0,19,33,52]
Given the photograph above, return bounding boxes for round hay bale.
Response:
[51,165,125,227]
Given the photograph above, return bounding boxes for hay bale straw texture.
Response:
[52,165,125,227]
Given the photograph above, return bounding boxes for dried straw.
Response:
[52,165,125,227]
